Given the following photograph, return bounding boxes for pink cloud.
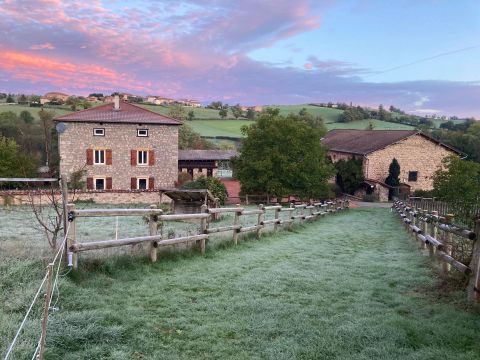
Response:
[30,43,55,50]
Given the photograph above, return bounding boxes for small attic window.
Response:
[137,129,148,137]
[93,128,105,136]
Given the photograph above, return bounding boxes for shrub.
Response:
[181,176,228,204]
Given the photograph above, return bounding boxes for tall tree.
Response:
[0,137,37,178]
[335,158,363,194]
[218,108,228,119]
[167,104,186,122]
[231,104,243,119]
[433,155,480,226]
[19,110,34,124]
[385,158,400,187]
[187,110,195,121]
[232,108,334,199]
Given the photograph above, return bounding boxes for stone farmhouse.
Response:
[54,96,181,191]
[322,129,459,200]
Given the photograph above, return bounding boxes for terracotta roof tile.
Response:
[53,101,181,125]
[178,150,238,161]
[322,129,460,155]
[322,129,421,154]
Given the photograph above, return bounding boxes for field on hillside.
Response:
[270,104,344,123]
[0,104,72,119]
[189,119,253,137]
[2,207,480,359]
[326,119,415,131]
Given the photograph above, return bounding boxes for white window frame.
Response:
[94,177,106,190]
[137,177,148,190]
[137,150,148,166]
[137,129,148,137]
[93,128,105,136]
[94,149,106,165]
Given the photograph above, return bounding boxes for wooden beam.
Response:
[160,213,210,221]
[0,177,58,182]
[239,225,263,233]
[74,208,163,217]
[437,251,471,275]
[206,225,242,234]
[207,207,244,214]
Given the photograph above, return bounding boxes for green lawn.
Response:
[188,119,254,137]
[2,208,479,359]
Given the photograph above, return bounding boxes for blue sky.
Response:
[0,0,478,117]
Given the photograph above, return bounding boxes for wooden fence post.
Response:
[468,219,480,302]
[443,214,454,273]
[274,204,280,232]
[421,209,428,249]
[38,263,54,360]
[149,204,158,263]
[199,204,207,254]
[428,210,438,257]
[60,175,68,240]
[66,203,77,270]
[256,204,264,239]
[233,204,240,245]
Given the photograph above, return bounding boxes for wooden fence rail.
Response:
[66,199,350,270]
[393,200,480,302]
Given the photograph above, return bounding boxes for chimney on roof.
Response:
[113,95,120,111]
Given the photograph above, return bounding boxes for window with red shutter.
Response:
[131,177,137,190]
[86,149,93,165]
[106,177,112,190]
[131,150,137,166]
[148,150,155,166]
[106,149,112,165]
[86,177,94,189]
[148,177,155,190]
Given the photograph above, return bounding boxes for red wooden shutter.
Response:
[131,150,137,166]
[131,177,137,190]
[106,149,112,165]
[106,177,112,190]
[148,177,155,190]
[86,177,93,189]
[148,150,155,166]
[86,149,93,165]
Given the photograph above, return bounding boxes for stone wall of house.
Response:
[0,190,168,206]
[328,151,361,163]
[365,134,455,191]
[58,122,178,190]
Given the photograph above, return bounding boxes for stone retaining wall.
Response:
[0,190,166,206]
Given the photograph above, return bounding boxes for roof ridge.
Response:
[54,102,112,120]
[128,102,181,124]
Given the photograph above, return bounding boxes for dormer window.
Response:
[93,128,105,136]
[137,129,148,137]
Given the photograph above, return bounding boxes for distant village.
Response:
[0,91,263,113]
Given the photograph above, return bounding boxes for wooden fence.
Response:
[393,200,480,302]
[66,200,349,270]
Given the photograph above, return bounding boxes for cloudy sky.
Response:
[0,0,479,117]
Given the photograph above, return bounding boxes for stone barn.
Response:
[322,130,460,198]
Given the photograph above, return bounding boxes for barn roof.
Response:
[321,129,459,155]
[53,101,181,125]
[178,150,238,161]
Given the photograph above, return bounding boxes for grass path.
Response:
[3,208,480,359]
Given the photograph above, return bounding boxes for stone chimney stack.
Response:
[113,95,120,110]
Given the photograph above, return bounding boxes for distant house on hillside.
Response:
[45,92,69,101]
[54,95,181,191]
[178,150,238,179]
[322,129,460,200]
